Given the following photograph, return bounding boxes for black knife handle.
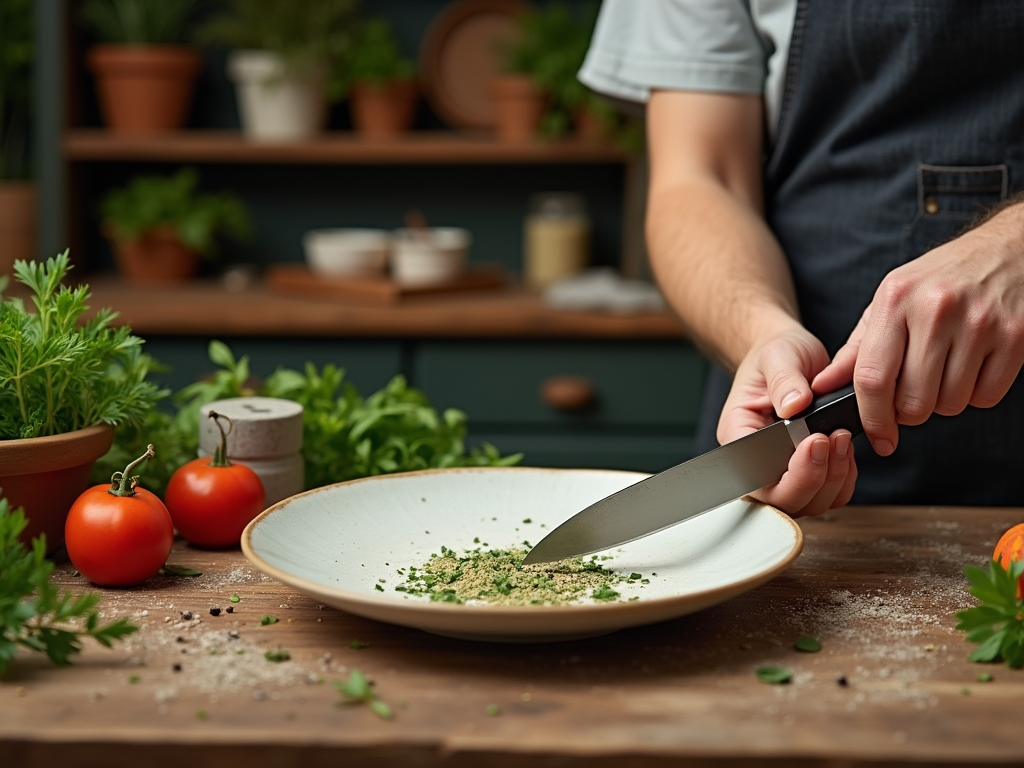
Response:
[791,384,863,438]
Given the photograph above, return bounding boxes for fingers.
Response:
[752,430,856,518]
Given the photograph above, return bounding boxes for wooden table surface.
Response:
[2,505,1022,768]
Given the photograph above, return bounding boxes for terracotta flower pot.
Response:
[0,424,115,553]
[0,181,36,277]
[87,45,201,135]
[110,226,201,285]
[491,74,546,141]
[350,79,418,138]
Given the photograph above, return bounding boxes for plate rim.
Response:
[241,467,804,637]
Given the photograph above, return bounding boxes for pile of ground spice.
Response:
[394,545,639,606]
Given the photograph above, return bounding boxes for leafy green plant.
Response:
[100,167,250,259]
[955,559,1024,669]
[80,0,202,45]
[330,17,415,100]
[0,0,33,180]
[195,0,358,86]
[94,340,522,496]
[0,496,139,678]
[0,251,166,439]
[497,1,597,138]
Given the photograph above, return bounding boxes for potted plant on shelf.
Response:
[0,251,165,552]
[100,167,251,285]
[195,0,359,141]
[80,0,203,135]
[493,1,618,142]
[0,0,35,275]
[332,17,418,139]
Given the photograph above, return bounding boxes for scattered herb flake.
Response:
[196,709,209,720]
[350,639,369,650]
[334,668,392,720]
[264,649,290,662]
[977,672,994,683]
[794,635,822,653]
[485,703,501,716]
[756,666,793,685]
[229,594,240,603]
[128,675,140,684]
[374,584,384,592]
[261,615,279,625]
[162,564,203,577]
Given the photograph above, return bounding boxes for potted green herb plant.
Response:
[100,167,251,284]
[0,252,165,552]
[333,18,418,139]
[494,1,614,142]
[80,0,203,135]
[0,0,34,276]
[195,0,358,140]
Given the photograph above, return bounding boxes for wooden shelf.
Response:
[64,130,630,165]
[79,276,685,339]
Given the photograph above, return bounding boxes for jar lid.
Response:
[199,397,304,459]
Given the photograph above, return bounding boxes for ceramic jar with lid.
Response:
[198,397,304,506]
[524,192,591,289]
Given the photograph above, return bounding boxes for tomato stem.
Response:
[109,444,155,497]
[209,411,233,467]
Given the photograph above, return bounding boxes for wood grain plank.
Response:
[2,506,1022,767]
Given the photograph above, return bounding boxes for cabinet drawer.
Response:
[414,340,707,428]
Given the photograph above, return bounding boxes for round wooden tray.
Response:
[419,0,530,130]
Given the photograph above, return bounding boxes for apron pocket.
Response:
[905,163,1007,259]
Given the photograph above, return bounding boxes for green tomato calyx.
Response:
[208,411,233,468]
[109,444,155,497]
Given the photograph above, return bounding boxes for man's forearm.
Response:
[646,176,802,371]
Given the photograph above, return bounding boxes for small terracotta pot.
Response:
[491,74,546,141]
[350,79,418,138]
[0,182,35,277]
[0,424,115,553]
[110,226,201,285]
[87,45,201,135]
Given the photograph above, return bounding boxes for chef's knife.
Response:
[522,384,862,565]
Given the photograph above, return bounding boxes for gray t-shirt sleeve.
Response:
[579,0,770,102]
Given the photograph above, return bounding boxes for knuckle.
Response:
[895,393,931,424]
[853,366,889,398]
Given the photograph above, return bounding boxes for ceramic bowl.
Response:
[242,467,802,642]
[303,228,390,277]
[390,227,470,286]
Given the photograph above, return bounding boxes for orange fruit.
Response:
[993,522,1024,599]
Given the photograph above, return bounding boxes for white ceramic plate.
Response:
[242,468,803,642]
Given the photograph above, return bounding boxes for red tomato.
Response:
[65,445,174,587]
[165,445,265,549]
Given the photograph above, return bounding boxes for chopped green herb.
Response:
[485,703,501,716]
[196,709,209,720]
[522,518,532,524]
[628,573,642,581]
[261,615,279,625]
[794,635,822,653]
[229,594,240,603]
[350,639,369,649]
[977,672,994,683]
[395,546,635,606]
[128,675,140,684]
[374,584,384,592]
[162,564,203,577]
[334,668,392,720]
[756,666,793,685]
[264,649,290,662]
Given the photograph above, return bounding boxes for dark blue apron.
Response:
[695,0,1024,505]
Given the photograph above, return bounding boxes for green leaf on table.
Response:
[794,635,821,653]
[756,666,793,685]
[334,668,393,719]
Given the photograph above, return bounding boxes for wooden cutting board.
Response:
[264,263,507,303]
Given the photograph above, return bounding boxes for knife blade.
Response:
[522,384,862,565]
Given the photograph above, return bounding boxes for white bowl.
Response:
[241,467,802,642]
[390,227,470,286]
[303,228,389,277]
